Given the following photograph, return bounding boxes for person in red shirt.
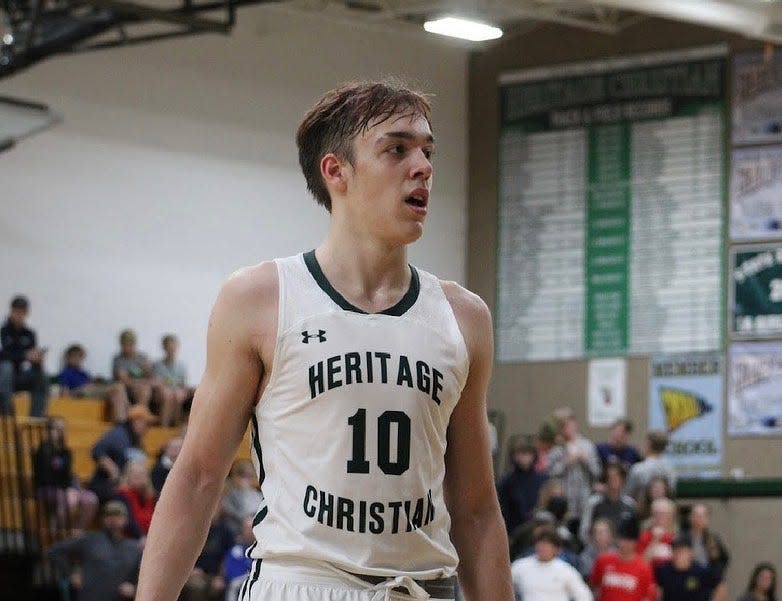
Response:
[115,459,157,538]
[637,497,677,567]
[591,517,656,601]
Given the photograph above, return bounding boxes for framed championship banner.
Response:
[730,244,782,338]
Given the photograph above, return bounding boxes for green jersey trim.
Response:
[302,250,420,317]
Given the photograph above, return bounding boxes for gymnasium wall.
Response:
[468,16,775,597]
[0,6,468,382]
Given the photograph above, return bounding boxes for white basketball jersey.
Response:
[247,251,469,580]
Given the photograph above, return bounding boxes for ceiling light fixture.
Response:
[423,16,503,41]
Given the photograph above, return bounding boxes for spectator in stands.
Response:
[33,416,99,533]
[48,500,142,601]
[579,462,637,545]
[597,419,642,474]
[223,516,254,601]
[638,476,674,525]
[579,518,615,579]
[637,497,677,567]
[498,435,548,535]
[625,431,677,503]
[88,404,155,503]
[182,503,235,601]
[590,516,656,601]
[654,533,726,601]
[0,295,49,416]
[545,493,580,555]
[685,503,729,577]
[115,459,158,539]
[548,407,602,533]
[58,343,130,422]
[511,527,593,601]
[153,334,193,427]
[150,435,184,494]
[738,563,777,601]
[222,459,264,536]
[112,329,159,413]
[535,419,558,474]
[537,477,566,512]
[511,506,581,570]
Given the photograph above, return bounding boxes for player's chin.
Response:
[399,222,425,244]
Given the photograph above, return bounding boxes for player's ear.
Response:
[321,153,348,195]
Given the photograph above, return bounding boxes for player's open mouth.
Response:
[405,189,429,208]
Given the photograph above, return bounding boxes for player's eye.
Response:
[423,147,435,160]
[389,144,406,155]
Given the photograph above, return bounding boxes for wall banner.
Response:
[729,341,782,436]
[588,357,627,427]
[497,46,725,362]
[730,146,782,241]
[649,353,722,478]
[730,244,782,337]
[733,50,782,146]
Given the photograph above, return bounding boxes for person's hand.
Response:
[118,582,136,598]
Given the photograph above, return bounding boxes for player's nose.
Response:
[410,148,433,181]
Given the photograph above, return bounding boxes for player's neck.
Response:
[315,235,411,313]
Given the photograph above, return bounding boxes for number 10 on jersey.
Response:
[347,408,411,476]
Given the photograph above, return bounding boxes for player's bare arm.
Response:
[135,261,278,601]
[441,281,513,601]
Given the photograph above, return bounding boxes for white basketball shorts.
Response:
[238,557,456,601]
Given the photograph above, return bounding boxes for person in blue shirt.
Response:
[654,533,726,601]
[596,419,642,475]
[223,516,255,601]
[58,344,130,422]
[87,404,155,503]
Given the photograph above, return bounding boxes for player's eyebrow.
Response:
[377,131,435,145]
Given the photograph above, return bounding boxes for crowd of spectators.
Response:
[36,409,259,601]
[3,292,778,600]
[0,294,256,600]
[499,407,769,601]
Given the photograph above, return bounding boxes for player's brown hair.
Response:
[296,79,432,211]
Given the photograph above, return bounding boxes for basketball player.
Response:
[135,80,513,601]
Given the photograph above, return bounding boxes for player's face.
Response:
[342,113,434,246]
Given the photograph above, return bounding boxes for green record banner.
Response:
[731,245,782,337]
[497,46,726,362]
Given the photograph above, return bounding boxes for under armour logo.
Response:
[301,330,327,343]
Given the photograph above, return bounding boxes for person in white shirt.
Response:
[512,527,593,601]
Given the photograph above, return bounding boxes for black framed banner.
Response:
[730,244,782,338]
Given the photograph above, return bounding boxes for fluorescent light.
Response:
[423,16,503,41]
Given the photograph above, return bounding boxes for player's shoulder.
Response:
[218,260,279,307]
[209,260,280,341]
[438,280,491,326]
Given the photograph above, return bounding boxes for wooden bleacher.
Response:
[12,392,252,483]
